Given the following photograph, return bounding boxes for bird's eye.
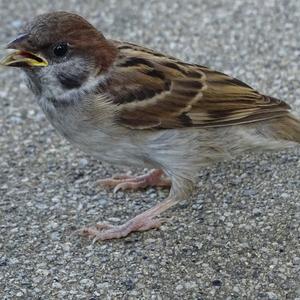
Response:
[53,43,68,57]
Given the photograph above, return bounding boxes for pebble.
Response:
[10,20,22,28]
[175,284,184,291]
[52,282,63,289]
[80,278,94,288]
[264,292,278,300]
[79,158,89,168]
[280,193,289,199]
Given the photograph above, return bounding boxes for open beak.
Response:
[0,50,48,68]
[1,34,48,68]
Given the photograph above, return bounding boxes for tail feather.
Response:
[268,114,300,143]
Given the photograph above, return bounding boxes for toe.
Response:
[137,218,166,231]
[79,226,99,238]
[79,216,166,241]
[113,180,147,193]
[95,222,113,230]
[97,178,118,188]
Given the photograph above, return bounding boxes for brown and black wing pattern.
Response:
[108,41,290,129]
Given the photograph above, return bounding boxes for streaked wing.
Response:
[107,41,290,129]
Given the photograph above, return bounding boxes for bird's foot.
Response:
[79,215,165,241]
[79,197,177,241]
[97,169,171,193]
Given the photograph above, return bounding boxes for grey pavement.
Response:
[0,0,299,299]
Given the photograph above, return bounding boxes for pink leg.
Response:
[97,169,171,193]
[79,197,177,241]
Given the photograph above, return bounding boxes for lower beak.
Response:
[0,50,48,67]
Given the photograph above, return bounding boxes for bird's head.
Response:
[1,11,117,97]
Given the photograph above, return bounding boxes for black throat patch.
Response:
[57,70,89,90]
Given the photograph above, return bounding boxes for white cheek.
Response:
[37,56,86,98]
[39,65,64,99]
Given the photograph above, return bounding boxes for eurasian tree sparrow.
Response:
[1,11,299,241]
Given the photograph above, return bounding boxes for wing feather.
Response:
[107,41,290,129]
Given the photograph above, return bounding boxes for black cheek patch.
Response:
[57,70,89,90]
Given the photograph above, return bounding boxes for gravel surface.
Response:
[0,0,300,299]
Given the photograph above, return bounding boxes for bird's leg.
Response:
[79,175,195,241]
[79,196,177,241]
[97,168,171,193]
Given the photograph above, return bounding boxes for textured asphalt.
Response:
[0,1,299,299]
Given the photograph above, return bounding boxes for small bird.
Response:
[1,11,300,241]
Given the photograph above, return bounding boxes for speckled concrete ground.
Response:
[0,0,299,299]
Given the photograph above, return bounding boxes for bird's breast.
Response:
[37,95,146,167]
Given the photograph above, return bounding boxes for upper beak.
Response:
[0,33,48,68]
